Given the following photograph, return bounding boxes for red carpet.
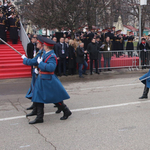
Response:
[0,32,31,79]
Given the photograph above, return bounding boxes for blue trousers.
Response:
[104,58,111,68]
[78,60,88,77]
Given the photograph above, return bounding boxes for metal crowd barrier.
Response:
[89,50,150,71]
[18,21,30,55]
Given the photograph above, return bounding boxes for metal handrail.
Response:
[18,21,30,55]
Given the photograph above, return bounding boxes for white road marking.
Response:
[66,83,141,92]
[20,145,30,148]
[0,100,150,122]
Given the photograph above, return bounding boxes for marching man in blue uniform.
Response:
[24,35,44,116]
[22,37,72,124]
[139,70,150,99]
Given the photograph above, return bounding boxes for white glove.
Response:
[21,54,27,59]
[37,57,43,64]
[8,15,12,18]
[34,68,39,74]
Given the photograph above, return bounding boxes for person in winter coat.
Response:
[139,38,150,69]
[68,40,76,75]
[87,38,99,75]
[101,36,112,71]
[76,43,88,78]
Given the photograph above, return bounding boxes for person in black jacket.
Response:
[96,36,103,72]
[76,43,88,78]
[52,37,58,75]
[139,38,150,69]
[27,37,38,74]
[87,38,99,75]
[68,40,76,75]
[56,37,68,76]
[27,37,38,59]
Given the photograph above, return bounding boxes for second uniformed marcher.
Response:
[22,37,72,124]
[25,36,44,112]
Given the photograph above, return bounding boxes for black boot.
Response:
[29,104,44,124]
[139,85,149,99]
[60,103,72,120]
[26,103,37,117]
[55,107,62,114]
[26,103,34,110]
[54,103,62,113]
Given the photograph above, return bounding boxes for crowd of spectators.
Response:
[0,0,20,44]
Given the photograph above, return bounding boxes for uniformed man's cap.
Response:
[102,29,106,32]
[112,26,116,29]
[76,34,80,37]
[11,6,15,9]
[129,31,133,34]
[141,38,146,41]
[96,36,100,39]
[108,29,111,32]
[116,30,122,33]
[37,35,44,44]
[42,37,56,47]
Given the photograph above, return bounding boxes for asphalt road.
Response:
[0,69,150,150]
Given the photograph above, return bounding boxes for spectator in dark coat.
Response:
[139,38,150,69]
[101,36,112,71]
[68,40,76,75]
[27,37,38,59]
[52,37,57,54]
[87,38,99,75]
[56,37,68,76]
[52,36,58,75]
[26,37,38,74]
[96,36,103,72]
[76,43,88,78]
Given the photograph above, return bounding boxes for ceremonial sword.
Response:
[0,38,23,56]
[140,76,150,82]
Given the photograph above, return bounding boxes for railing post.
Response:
[19,21,30,55]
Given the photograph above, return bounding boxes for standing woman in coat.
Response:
[22,37,72,124]
[68,40,76,75]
